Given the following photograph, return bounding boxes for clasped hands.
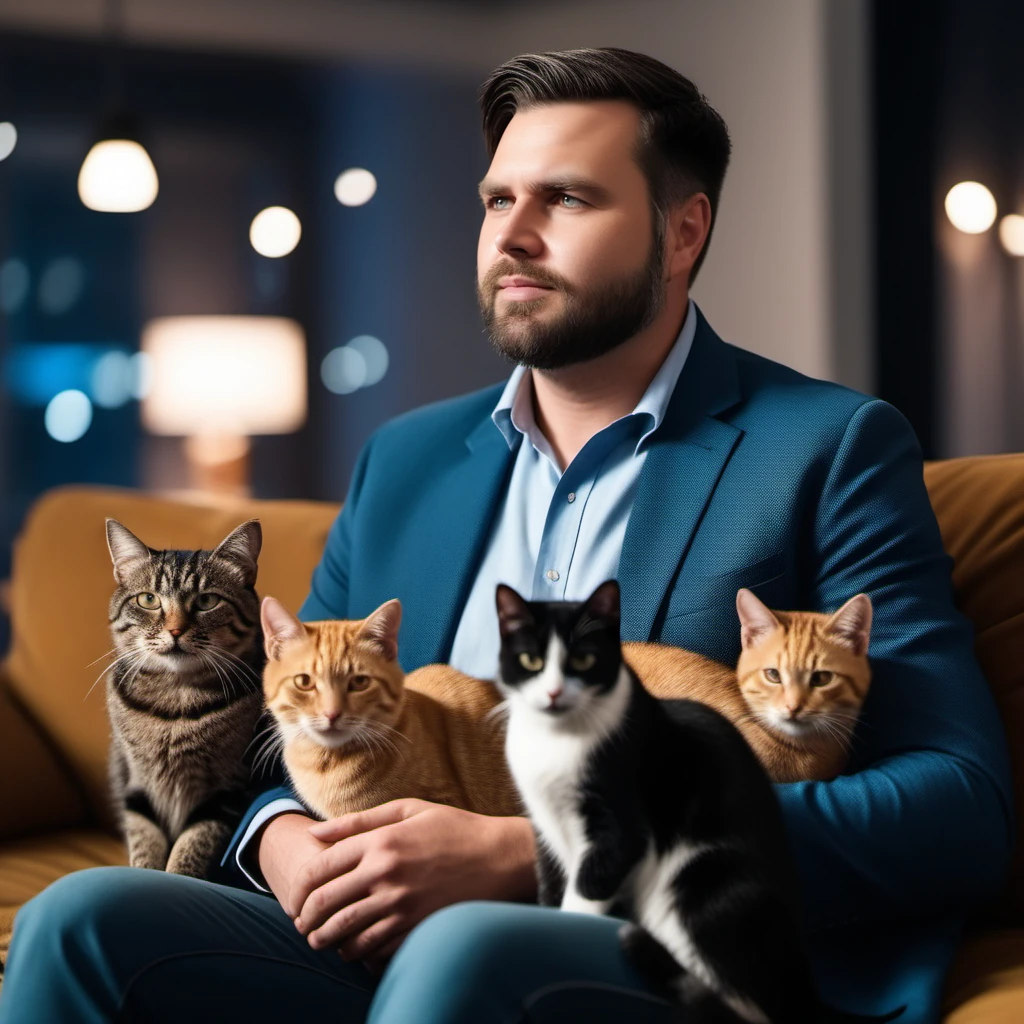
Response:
[258,798,537,974]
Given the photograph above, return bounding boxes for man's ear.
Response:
[666,192,712,285]
[261,596,306,660]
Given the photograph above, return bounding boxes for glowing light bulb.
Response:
[944,182,997,234]
[249,206,301,258]
[334,168,377,207]
[998,214,1024,257]
[78,139,158,212]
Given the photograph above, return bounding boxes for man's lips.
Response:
[497,276,555,301]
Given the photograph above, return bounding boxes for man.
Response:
[0,47,1011,1024]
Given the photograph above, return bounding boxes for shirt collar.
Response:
[491,298,698,456]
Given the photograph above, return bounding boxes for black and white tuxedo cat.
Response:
[494,580,902,1024]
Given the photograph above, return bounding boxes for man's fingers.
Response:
[289,834,367,920]
[308,799,427,842]
[306,892,394,953]
[338,913,408,964]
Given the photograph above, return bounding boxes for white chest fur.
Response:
[504,647,632,910]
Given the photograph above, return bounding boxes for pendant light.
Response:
[78,0,158,213]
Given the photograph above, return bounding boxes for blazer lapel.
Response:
[619,314,744,641]
[401,415,517,667]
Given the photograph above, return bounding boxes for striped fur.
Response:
[104,518,267,878]
[628,589,873,782]
[260,596,521,820]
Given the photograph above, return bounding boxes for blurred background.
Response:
[1,0,1022,654]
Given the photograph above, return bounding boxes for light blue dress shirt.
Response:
[448,300,697,679]
[233,301,696,886]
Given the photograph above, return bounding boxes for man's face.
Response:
[477,101,666,370]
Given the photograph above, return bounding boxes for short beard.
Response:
[478,225,666,371]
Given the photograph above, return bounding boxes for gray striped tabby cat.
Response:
[105,518,266,878]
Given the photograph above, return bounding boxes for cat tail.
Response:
[619,923,727,1023]
[818,1002,906,1024]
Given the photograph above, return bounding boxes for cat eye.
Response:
[349,675,371,692]
[195,593,221,611]
[519,652,544,672]
[568,653,596,672]
[763,668,781,684]
[811,671,834,687]
[136,593,160,610]
[293,673,314,691]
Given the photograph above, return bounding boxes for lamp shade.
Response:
[141,316,307,436]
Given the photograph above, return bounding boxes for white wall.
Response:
[0,0,873,389]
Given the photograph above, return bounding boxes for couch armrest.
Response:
[0,661,87,841]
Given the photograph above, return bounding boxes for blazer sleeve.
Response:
[775,399,1014,932]
[219,433,380,891]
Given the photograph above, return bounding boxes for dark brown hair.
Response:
[478,47,731,282]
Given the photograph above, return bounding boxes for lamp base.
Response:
[184,434,251,498]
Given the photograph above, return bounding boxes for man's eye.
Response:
[488,196,511,210]
[558,194,584,208]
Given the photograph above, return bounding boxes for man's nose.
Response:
[493,204,544,260]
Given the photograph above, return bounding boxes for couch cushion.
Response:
[943,928,1024,1022]
[924,455,1024,920]
[1,486,340,830]
[0,828,128,978]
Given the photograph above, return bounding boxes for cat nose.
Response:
[325,711,341,725]
[169,628,185,638]
[547,689,562,702]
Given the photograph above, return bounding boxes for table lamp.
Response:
[141,315,307,496]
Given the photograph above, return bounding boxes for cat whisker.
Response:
[484,700,511,726]
[86,647,119,668]
[83,650,144,701]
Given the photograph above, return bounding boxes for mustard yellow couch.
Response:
[0,457,1021,1020]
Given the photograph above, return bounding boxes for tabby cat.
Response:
[496,580,901,1024]
[105,518,266,878]
[626,587,873,782]
[260,595,522,820]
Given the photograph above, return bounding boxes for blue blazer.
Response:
[227,311,1013,1024]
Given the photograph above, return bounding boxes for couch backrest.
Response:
[924,454,1024,921]
[1,486,340,829]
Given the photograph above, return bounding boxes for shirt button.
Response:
[546,569,560,582]
[567,492,576,503]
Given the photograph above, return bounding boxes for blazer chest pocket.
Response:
[663,549,788,623]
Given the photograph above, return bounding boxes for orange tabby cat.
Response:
[626,588,873,782]
[259,596,522,820]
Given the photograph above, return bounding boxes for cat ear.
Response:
[105,519,152,585]
[212,520,262,588]
[358,599,402,661]
[736,588,781,650]
[261,596,306,660]
[496,584,533,637]
[585,579,620,622]
[824,593,873,657]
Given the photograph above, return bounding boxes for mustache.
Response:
[479,260,571,295]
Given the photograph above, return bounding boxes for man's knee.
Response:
[14,866,171,958]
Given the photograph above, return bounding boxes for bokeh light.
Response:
[0,258,30,314]
[334,168,377,207]
[0,122,17,162]
[944,181,997,234]
[91,351,134,408]
[998,213,1024,257]
[321,346,368,394]
[346,335,389,385]
[250,206,302,258]
[45,389,93,442]
[38,257,85,316]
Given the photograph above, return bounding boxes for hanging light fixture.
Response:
[78,0,158,213]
